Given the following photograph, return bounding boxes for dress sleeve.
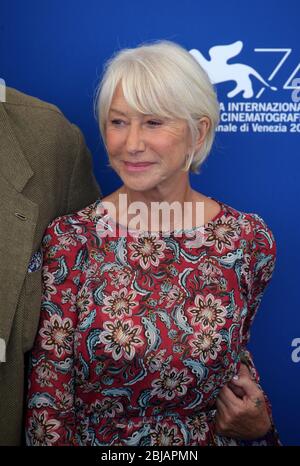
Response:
[242,215,276,345]
[239,215,280,445]
[240,214,277,374]
[25,216,86,446]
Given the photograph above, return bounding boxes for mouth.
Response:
[123,161,156,172]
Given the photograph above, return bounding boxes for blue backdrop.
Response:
[1,0,299,445]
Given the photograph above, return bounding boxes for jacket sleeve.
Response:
[25,216,86,446]
[66,125,101,213]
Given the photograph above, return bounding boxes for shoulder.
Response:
[42,199,102,252]
[4,87,62,116]
[218,199,276,254]
[3,87,81,144]
[219,200,273,234]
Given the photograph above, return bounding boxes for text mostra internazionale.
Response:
[220,101,300,122]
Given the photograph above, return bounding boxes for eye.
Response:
[147,120,163,126]
[110,119,125,125]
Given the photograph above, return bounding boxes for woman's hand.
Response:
[215,364,272,440]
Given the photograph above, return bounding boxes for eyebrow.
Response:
[109,108,163,118]
[109,108,128,116]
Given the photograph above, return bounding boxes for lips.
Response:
[123,161,156,172]
[124,161,155,166]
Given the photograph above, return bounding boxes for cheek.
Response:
[105,132,122,155]
[153,139,188,166]
[154,128,190,154]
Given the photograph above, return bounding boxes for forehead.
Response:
[111,83,125,104]
[108,82,161,118]
[109,84,133,113]
[107,83,189,133]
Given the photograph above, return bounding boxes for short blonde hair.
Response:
[95,40,219,173]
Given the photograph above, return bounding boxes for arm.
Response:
[25,216,86,446]
[215,215,280,443]
[67,125,101,213]
[239,215,277,379]
[239,215,279,439]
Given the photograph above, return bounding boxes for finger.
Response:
[238,363,251,377]
[215,395,229,418]
[231,363,251,385]
[216,394,226,409]
[215,398,239,437]
[227,381,245,399]
[215,398,228,432]
[230,373,261,398]
[218,385,243,410]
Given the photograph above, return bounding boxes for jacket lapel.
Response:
[0,103,34,192]
[0,103,39,361]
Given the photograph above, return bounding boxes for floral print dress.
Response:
[25,199,280,446]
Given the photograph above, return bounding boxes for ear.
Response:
[194,117,210,151]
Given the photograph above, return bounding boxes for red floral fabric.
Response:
[25,199,279,446]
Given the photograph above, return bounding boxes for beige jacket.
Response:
[0,87,101,445]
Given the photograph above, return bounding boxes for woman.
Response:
[25,41,280,446]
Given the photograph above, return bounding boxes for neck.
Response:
[119,178,194,207]
[111,180,204,233]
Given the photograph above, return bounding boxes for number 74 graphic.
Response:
[254,48,300,98]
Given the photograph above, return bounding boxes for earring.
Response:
[184,153,194,171]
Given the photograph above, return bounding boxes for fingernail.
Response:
[233,375,239,381]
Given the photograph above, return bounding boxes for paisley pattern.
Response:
[25,199,279,446]
[27,248,43,273]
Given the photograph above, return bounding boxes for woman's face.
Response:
[105,84,193,193]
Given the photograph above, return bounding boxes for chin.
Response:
[118,171,160,191]
[122,180,157,192]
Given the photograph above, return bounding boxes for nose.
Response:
[126,122,145,154]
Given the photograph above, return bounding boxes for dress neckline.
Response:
[94,197,227,236]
